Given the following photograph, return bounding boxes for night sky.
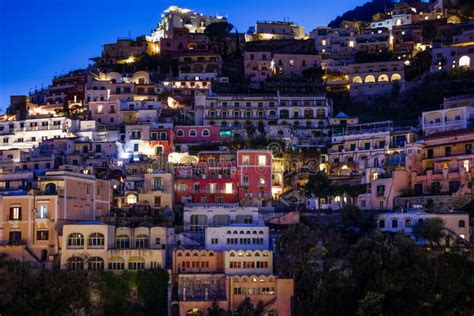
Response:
[0,0,367,110]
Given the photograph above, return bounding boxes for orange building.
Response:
[0,170,112,265]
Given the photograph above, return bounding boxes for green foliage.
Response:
[276,224,474,316]
[412,217,445,247]
[136,269,169,316]
[0,254,169,316]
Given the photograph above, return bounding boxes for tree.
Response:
[412,217,445,248]
[208,301,226,316]
[357,292,384,316]
[236,297,254,316]
[136,268,169,316]
[205,22,234,59]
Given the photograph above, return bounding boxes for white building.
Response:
[205,224,270,251]
[422,105,474,136]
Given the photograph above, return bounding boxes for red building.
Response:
[237,150,273,205]
[174,151,239,204]
[149,127,174,156]
[173,150,273,206]
[159,30,209,57]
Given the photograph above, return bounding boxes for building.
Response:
[60,223,169,270]
[0,170,111,265]
[310,26,357,61]
[377,210,470,242]
[355,28,390,53]
[247,21,306,41]
[244,39,320,87]
[421,104,474,136]
[345,61,405,96]
[205,225,270,251]
[178,53,222,81]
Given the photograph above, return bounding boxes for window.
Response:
[391,219,398,228]
[129,259,145,270]
[88,257,104,270]
[176,129,184,137]
[67,233,84,248]
[211,238,218,244]
[9,206,21,220]
[67,257,84,270]
[116,235,130,249]
[135,234,149,249]
[155,237,161,245]
[109,260,125,270]
[405,219,412,228]
[466,144,473,154]
[445,146,451,157]
[242,155,250,165]
[189,129,197,137]
[202,129,210,137]
[459,220,466,228]
[37,230,49,241]
[427,149,433,158]
[379,220,385,229]
[38,205,48,219]
[258,155,266,166]
[88,233,105,248]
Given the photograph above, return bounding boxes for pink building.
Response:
[89,100,122,126]
[173,125,227,144]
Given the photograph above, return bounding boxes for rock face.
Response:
[328,0,394,27]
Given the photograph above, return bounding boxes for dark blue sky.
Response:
[0,0,367,111]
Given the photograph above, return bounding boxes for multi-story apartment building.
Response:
[247,21,306,41]
[431,29,474,72]
[392,25,424,55]
[310,26,357,61]
[89,100,122,127]
[237,150,273,205]
[178,53,222,81]
[329,121,417,182]
[370,5,415,30]
[138,172,174,210]
[344,60,405,96]
[0,170,111,265]
[200,94,332,133]
[60,223,170,270]
[149,6,225,42]
[422,104,474,135]
[355,28,391,53]
[408,128,474,197]
[244,40,320,87]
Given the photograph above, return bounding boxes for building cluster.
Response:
[1,1,474,315]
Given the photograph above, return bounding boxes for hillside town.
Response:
[1,0,474,315]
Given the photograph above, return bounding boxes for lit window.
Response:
[38,205,48,219]
[97,105,103,114]
[258,155,266,166]
[242,155,250,165]
[259,177,266,185]
[289,59,295,66]
[463,160,470,171]
[225,183,233,194]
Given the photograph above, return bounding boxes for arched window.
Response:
[88,233,105,248]
[128,256,145,270]
[405,219,412,228]
[391,73,402,81]
[67,233,84,248]
[88,257,104,270]
[135,234,149,249]
[44,183,57,195]
[353,76,363,84]
[459,55,471,68]
[108,257,125,270]
[176,129,184,137]
[67,256,84,270]
[365,75,376,83]
[378,74,389,82]
[116,234,130,249]
[189,129,197,137]
[459,220,466,228]
[202,129,210,137]
[379,220,385,229]
[392,219,398,228]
